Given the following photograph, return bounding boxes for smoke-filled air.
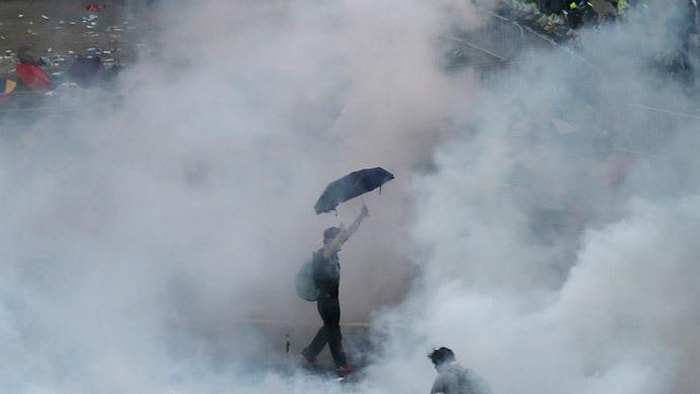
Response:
[1,0,699,393]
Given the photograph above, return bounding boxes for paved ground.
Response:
[0,0,155,75]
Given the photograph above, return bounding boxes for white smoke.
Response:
[371,1,700,393]
[0,0,698,393]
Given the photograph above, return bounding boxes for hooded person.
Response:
[300,204,369,374]
[429,347,492,394]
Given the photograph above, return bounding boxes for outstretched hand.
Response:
[360,204,369,218]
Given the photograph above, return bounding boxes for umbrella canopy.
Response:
[2,78,17,94]
[0,78,17,103]
[15,63,52,92]
[314,167,394,214]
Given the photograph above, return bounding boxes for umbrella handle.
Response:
[360,196,368,209]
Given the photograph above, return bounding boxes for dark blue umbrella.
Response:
[314,167,394,214]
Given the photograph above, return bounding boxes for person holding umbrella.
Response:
[300,204,369,374]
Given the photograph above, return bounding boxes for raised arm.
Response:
[322,205,369,259]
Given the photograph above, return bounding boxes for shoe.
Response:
[336,364,356,374]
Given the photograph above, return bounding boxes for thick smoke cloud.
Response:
[1,0,698,393]
[378,2,700,394]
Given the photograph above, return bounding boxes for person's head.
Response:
[428,347,456,368]
[323,226,341,244]
[17,46,36,64]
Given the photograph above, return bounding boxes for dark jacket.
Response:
[313,248,341,298]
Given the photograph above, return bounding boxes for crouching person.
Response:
[429,347,491,394]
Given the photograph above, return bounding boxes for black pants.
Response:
[303,294,347,367]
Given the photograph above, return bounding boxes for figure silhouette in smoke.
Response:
[429,347,491,394]
[300,205,369,374]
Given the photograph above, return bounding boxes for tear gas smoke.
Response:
[0,0,698,393]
